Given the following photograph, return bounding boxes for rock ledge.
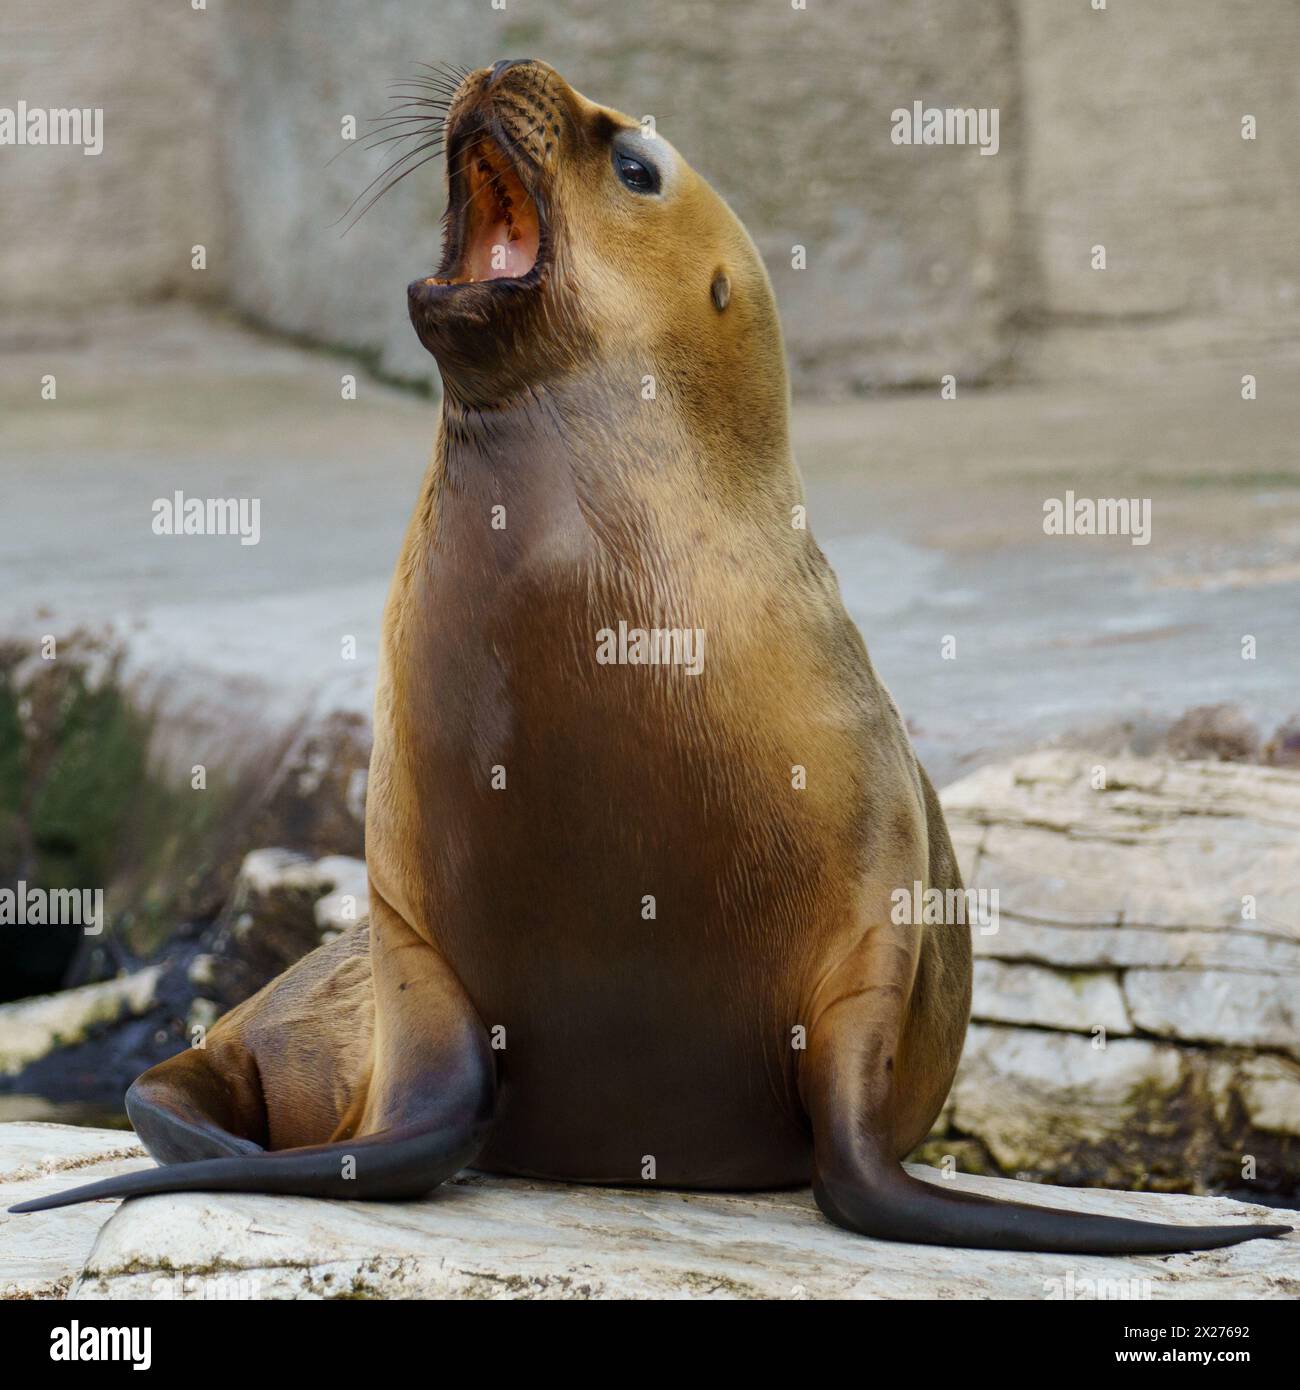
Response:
[2,1124,1295,1300]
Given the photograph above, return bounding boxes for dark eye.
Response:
[614,150,660,194]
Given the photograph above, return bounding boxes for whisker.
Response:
[336,145,447,234]
[414,60,470,87]
[334,133,448,229]
[369,103,453,123]
[333,64,548,237]
[384,87,456,102]
[327,117,445,168]
[358,128,446,155]
[389,79,459,94]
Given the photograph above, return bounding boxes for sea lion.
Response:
[15,60,1288,1252]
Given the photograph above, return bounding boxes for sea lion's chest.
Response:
[390,503,856,998]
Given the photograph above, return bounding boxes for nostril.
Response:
[489,58,530,88]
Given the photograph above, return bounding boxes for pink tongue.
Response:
[467,220,533,281]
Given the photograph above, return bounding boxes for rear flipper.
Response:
[11,901,496,1214]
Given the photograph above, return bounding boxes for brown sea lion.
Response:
[16,60,1288,1252]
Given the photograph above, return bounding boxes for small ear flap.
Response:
[710,270,731,312]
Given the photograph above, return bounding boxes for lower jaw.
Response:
[408,272,541,320]
[406,277,530,372]
[449,219,539,284]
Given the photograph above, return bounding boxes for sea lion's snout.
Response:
[415,60,562,287]
[407,59,567,370]
[488,58,531,88]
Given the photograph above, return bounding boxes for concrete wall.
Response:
[1019,0,1300,327]
[2,0,1298,391]
[0,0,221,318]
[209,0,1021,392]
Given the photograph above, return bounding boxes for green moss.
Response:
[28,667,151,890]
[0,640,247,973]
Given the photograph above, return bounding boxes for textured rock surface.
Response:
[0,1123,148,1299]
[1124,969,1300,1061]
[971,960,1131,1036]
[1,1124,1292,1301]
[940,751,1300,1196]
[187,848,369,1022]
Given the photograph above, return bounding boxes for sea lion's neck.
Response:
[435,369,798,527]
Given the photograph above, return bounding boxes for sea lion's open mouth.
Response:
[419,129,544,294]
[440,136,539,283]
[407,66,560,362]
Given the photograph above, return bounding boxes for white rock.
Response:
[57,1146,1292,1301]
[938,751,1300,1190]
[236,847,319,896]
[973,960,1131,1035]
[970,918,1297,974]
[1125,969,1300,1061]
[235,849,368,930]
[943,752,1300,1039]
[0,967,164,1076]
[942,750,1300,939]
[3,1111,1295,1302]
[0,1123,148,1300]
[951,1024,1184,1172]
[1238,1057,1300,1137]
[311,856,370,934]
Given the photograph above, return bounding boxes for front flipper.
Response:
[800,796,1291,1253]
[11,898,495,1213]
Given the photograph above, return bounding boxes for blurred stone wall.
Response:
[210,0,1021,392]
[0,0,222,326]
[1019,0,1300,375]
[1,0,1297,392]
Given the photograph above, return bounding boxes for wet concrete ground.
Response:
[3,305,1298,786]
